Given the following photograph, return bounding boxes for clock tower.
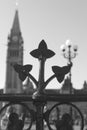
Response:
[4,10,24,94]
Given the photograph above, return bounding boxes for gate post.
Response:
[34,101,45,130]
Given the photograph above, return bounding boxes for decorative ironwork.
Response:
[0,40,85,130]
[45,102,84,130]
[0,94,86,130]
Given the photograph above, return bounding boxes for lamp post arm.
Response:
[43,74,56,89]
[63,53,69,59]
[71,53,77,59]
[28,73,38,87]
[63,52,77,61]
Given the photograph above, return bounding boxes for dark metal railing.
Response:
[0,93,86,130]
[0,93,87,102]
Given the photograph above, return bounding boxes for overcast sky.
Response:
[0,0,87,90]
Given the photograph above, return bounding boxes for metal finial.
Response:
[16,0,19,7]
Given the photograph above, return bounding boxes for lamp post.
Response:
[60,39,78,116]
[14,40,72,130]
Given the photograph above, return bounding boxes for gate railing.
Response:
[0,93,86,130]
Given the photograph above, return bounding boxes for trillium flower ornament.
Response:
[30,40,55,98]
[30,40,55,59]
[13,64,32,81]
[52,63,72,83]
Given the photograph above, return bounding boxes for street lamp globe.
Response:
[60,44,66,52]
[73,45,78,52]
[65,39,72,47]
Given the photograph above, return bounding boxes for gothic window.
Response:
[9,50,19,57]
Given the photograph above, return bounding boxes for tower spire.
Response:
[5,9,23,94]
[11,10,20,35]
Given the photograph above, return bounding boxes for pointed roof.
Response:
[11,10,21,35]
[61,76,73,90]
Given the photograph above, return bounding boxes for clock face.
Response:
[12,36,18,42]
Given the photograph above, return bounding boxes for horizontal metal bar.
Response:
[46,94,87,102]
[0,94,32,102]
[0,94,87,102]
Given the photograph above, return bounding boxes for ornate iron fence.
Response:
[1,40,84,130]
[0,94,86,130]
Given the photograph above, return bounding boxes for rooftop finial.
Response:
[16,0,19,8]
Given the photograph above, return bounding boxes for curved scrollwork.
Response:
[44,102,84,130]
[0,102,35,130]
